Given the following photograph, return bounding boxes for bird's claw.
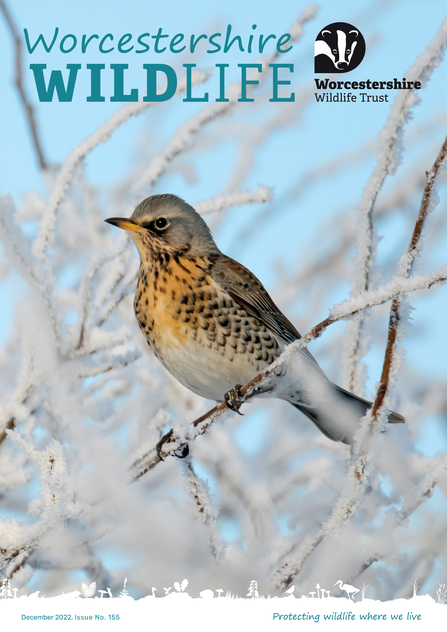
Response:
[174,444,190,459]
[156,430,189,460]
[225,384,244,415]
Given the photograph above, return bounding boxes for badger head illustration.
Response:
[315,23,365,73]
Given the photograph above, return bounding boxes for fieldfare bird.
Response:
[106,194,404,445]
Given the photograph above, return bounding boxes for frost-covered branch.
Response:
[343,16,447,393]
[0,194,59,342]
[371,133,447,419]
[131,262,446,479]
[354,455,447,581]
[272,135,447,593]
[0,0,48,170]
[181,455,224,561]
[194,184,274,215]
[0,434,76,573]
[226,89,314,193]
[33,69,211,259]
[131,6,318,196]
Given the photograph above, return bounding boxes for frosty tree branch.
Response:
[370,133,447,420]
[131,263,446,480]
[343,16,447,393]
[272,134,447,593]
[0,0,48,170]
[33,69,212,260]
[194,185,275,216]
[131,6,318,197]
[181,455,224,561]
[354,455,447,582]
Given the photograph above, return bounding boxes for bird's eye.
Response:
[154,217,169,230]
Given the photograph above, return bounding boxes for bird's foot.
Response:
[225,384,244,415]
[174,444,190,459]
[155,430,189,461]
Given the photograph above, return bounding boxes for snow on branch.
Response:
[329,265,447,321]
[33,69,212,260]
[353,455,447,582]
[66,237,135,354]
[181,455,224,561]
[194,185,275,215]
[288,5,318,39]
[0,433,75,573]
[0,194,59,346]
[131,7,318,196]
[343,16,447,392]
[130,260,446,480]
[0,0,48,170]
[272,135,447,593]
[370,133,447,420]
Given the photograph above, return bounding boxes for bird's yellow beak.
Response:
[104,217,145,233]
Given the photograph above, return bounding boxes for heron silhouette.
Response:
[334,580,360,601]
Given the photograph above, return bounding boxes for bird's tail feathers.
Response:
[335,385,405,424]
[292,384,404,445]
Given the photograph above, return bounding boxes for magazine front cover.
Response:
[1,0,447,628]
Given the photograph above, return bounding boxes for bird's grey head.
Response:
[105,194,220,260]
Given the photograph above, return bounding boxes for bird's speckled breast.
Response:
[133,252,282,400]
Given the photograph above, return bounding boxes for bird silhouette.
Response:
[282,586,296,596]
[334,580,360,601]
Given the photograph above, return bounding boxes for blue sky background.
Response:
[0,0,446,430]
[1,0,447,595]
[1,0,446,202]
[1,0,447,438]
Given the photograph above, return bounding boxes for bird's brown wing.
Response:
[211,254,301,344]
[211,255,406,444]
[211,255,404,443]
[211,255,326,375]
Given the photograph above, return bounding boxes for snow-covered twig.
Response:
[343,17,447,393]
[194,185,274,216]
[0,195,59,343]
[33,70,211,259]
[0,0,47,170]
[370,133,447,420]
[355,455,447,581]
[181,455,224,561]
[272,135,447,593]
[70,240,130,351]
[131,7,318,196]
[131,261,446,479]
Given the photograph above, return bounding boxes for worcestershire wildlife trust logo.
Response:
[314,22,366,73]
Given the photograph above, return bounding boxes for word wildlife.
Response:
[24,26,296,103]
